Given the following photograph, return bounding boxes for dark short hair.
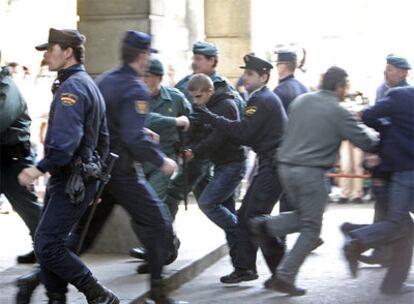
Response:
[121,44,145,64]
[321,66,348,91]
[58,43,85,64]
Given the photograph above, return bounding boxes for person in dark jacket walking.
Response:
[0,53,42,265]
[186,73,245,270]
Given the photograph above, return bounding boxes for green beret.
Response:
[386,54,411,70]
[192,41,218,56]
[147,58,164,76]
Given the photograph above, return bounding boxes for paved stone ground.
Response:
[0,202,226,303]
[1,200,413,303]
[170,204,414,304]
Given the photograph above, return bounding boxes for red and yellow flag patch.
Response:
[135,100,149,114]
[60,93,78,106]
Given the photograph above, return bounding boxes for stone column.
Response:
[204,0,252,85]
[77,0,154,77]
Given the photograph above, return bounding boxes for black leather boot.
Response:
[129,247,147,260]
[146,279,188,304]
[15,269,42,304]
[17,250,37,264]
[80,278,120,304]
[47,292,66,304]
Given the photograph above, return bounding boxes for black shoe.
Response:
[381,283,414,295]
[147,279,188,304]
[17,250,37,264]
[88,290,120,304]
[264,275,306,296]
[129,247,147,260]
[343,239,363,278]
[337,198,349,204]
[137,263,149,274]
[80,278,120,304]
[220,269,258,284]
[358,254,390,267]
[47,292,66,304]
[16,270,42,304]
[351,197,363,204]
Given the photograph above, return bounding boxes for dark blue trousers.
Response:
[103,172,174,279]
[236,156,284,273]
[34,174,97,294]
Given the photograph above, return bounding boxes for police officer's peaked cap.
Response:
[386,54,411,70]
[35,28,85,51]
[275,50,297,63]
[192,41,218,56]
[123,31,158,53]
[240,54,273,73]
[147,58,164,76]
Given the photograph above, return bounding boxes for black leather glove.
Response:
[190,106,217,125]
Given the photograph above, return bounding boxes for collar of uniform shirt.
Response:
[247,85,266,101]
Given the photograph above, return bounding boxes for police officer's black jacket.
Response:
[273,74,308,113]
[37,64,109,173]
[209,86,287,155]
[190,82,245,166]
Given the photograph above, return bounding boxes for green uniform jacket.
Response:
[147,85,191,155]
[175,71,246,114]
[0,66,31,145]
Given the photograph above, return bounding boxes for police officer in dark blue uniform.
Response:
[273,50,308,113]
[192,54,287,284]
[18,28,118,304]
[96,31,186,304]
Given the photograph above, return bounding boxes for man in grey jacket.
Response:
[251,66,378,295]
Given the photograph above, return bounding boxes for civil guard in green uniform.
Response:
[175,41,245,112]
[143,58,192,202]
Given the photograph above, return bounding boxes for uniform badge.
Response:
[245,106,257,116]
[60,93,78,106]
[135,100,149,114]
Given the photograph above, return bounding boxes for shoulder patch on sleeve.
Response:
[135,100,149,114]
[244,106,257,116]
[60,93,78,106]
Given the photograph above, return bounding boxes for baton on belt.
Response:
[76,152,119,254]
